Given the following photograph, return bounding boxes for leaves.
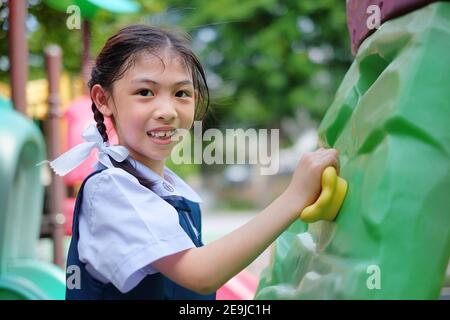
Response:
[173,0,352,129]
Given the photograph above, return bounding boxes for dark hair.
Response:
[89,24,209,188]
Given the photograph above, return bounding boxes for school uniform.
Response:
[65,156,216,300]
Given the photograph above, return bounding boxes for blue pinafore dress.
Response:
[65,169,216,300]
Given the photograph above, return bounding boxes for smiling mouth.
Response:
[146,129,177,139]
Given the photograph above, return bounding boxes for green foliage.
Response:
[1,0,352,129]
[171,0,352,127]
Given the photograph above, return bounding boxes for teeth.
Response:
[148,129,176,138]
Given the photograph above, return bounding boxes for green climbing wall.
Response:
[255,2,450,299]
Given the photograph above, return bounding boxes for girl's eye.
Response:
[138,89,154,97]
[175,90,191,98]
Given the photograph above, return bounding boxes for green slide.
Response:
[0,96,65,299]
[256,2,450,299]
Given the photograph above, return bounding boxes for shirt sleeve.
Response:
[77,168,195,293]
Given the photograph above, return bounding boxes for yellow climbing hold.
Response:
[300,166,348,223]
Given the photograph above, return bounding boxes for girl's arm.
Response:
[152,148,339,294]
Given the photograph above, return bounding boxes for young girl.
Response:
[46,24,339,300]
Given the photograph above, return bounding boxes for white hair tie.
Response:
[37,124,129,176]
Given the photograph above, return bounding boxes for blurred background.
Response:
[0,0,353,299]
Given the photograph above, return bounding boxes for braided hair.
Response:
[88,25,209,189]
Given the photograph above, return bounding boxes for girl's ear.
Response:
[91,84,113,117]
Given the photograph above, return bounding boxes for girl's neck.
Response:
[130,152,166,178]
[148,161,165,178]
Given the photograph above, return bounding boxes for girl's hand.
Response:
[283,148,340,214]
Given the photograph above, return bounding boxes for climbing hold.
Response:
[300,166,347,223]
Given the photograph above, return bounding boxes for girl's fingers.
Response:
[335,157,340,175]
[321,151,340,175]
[318,149,337,160]
[331,155,340,175]
[314,148,340,175]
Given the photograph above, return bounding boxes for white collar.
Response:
[95,156,203,203]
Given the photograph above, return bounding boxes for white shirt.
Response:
[77,157,203,293]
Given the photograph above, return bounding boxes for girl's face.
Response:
[102,49,195,171]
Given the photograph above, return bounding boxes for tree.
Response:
[169,0,352,131]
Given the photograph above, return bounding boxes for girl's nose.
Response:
[153,99,177,122]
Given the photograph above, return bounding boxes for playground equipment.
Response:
[43,0,140,88]
[0,97,65,299]
[300,167,348,223]
[255,2,450,299]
